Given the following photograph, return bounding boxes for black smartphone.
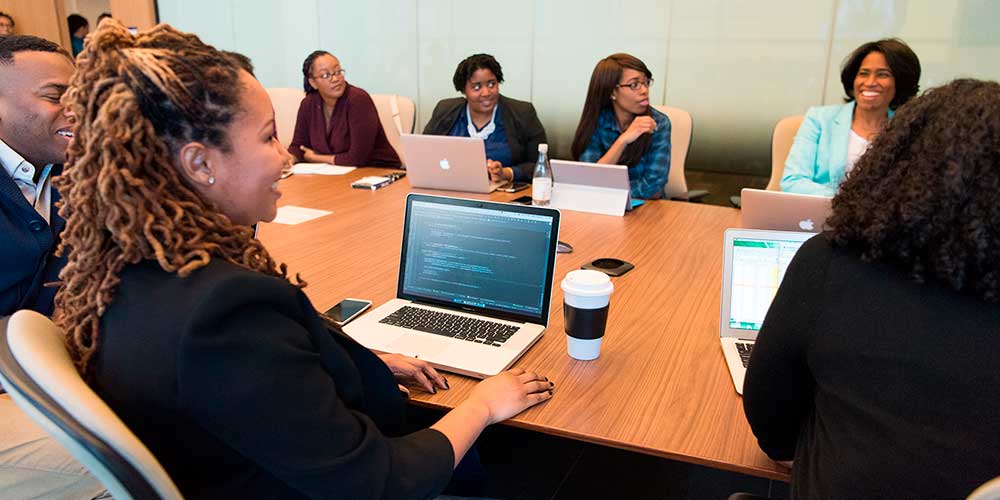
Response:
[324,298,373,326]
[510,195,533,205]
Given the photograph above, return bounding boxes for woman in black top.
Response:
[54,21,553,500]
[743,79,1000,499]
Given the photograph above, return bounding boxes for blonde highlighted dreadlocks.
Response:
[55,21,301,376]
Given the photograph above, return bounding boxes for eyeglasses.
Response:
[469,80,499,92]
[312,69,346,81]
[617,79,653,91]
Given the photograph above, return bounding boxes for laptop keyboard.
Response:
[379,306,520,347]
[735,342,754,367]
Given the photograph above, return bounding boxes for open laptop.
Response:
[549,160,631,216]
[720,228,813,394]
[344,193,560,378]
[740,188,832,233]
[401,134,506,193]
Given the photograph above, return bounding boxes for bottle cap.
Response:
[538,143,548,154]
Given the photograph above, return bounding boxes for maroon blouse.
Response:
[287,84,401,167]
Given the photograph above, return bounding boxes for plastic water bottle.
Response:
[532,143,552,206]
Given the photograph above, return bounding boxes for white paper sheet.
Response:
[271,205,332,225]
[291,163,356,175]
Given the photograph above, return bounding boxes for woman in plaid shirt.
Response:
[571,53,671,200]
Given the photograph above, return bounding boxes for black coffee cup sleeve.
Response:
[564,305,608,340]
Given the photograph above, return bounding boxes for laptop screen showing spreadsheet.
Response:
[727,236,805,332]
[398,197,558,324]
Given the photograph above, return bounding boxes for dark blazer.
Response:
[744,235,1000,500]
[0,165,65,317]
[422,95,547,181]
[92,259,454,500]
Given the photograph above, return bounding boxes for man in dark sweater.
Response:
[0,34,106,499]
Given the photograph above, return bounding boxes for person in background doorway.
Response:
[67,14,89,57]
[0,12,15,35]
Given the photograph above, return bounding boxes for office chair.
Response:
[653,105,708,202]
[731,114,804,208]
[0,311,183,500]
[371,94,417,165]
[265,87,306,149]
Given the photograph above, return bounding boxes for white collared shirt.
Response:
[0,138,52,223]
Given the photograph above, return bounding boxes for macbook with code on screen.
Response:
[401,134,507,193]
[344,193,560,378]
[720,228,813,394]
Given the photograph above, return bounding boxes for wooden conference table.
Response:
[256,168,789,482]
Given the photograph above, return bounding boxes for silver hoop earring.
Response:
[208,176,216,185]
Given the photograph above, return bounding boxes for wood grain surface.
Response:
[257,168,790,481]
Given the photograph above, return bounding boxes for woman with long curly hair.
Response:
[743,79,1000,499]
[55,21,551,499]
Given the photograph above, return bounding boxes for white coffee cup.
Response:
[561,269,614,360]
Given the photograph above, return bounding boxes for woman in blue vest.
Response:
[781,39,921,196]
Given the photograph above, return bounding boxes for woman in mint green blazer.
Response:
[782,39,920,196]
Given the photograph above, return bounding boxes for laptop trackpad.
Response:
[387,332,449,359]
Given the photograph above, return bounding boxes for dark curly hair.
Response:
[452,53,503,92]
[840,38,921,110]
[301,49,332,93]
[827,78,1000,302]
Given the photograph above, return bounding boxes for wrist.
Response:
[459,397,494,426]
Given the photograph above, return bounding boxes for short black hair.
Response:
[452,53,503,92]
[301,49,332,93]
[0,34,69,65]
[223,50,254,76]
[0,12,14,27]
[97,12,112,23]
[840,38,921,109]
[67,14,89,35]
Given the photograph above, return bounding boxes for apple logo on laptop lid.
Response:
[799,218,815,231]
[439,159,451,170]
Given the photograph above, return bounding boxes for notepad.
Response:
[271,205,332,225]
[290,163,356,175]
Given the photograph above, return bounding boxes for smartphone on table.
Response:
[324,298,373,326]
[500,182,530,193]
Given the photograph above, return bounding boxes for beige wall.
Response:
[153,0,1000,175]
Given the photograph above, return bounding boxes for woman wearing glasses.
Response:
[571,53,670,200]
[423,53,547,185]
[288,50,401,167]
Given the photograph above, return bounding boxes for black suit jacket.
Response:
[93,259,454,500]
[0,164,65,316]
[422,95,547,181]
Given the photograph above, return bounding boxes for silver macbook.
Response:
[740,188,832,233]
[720,228,813,394]
[401,134,506,193]
[344,193,560,378]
